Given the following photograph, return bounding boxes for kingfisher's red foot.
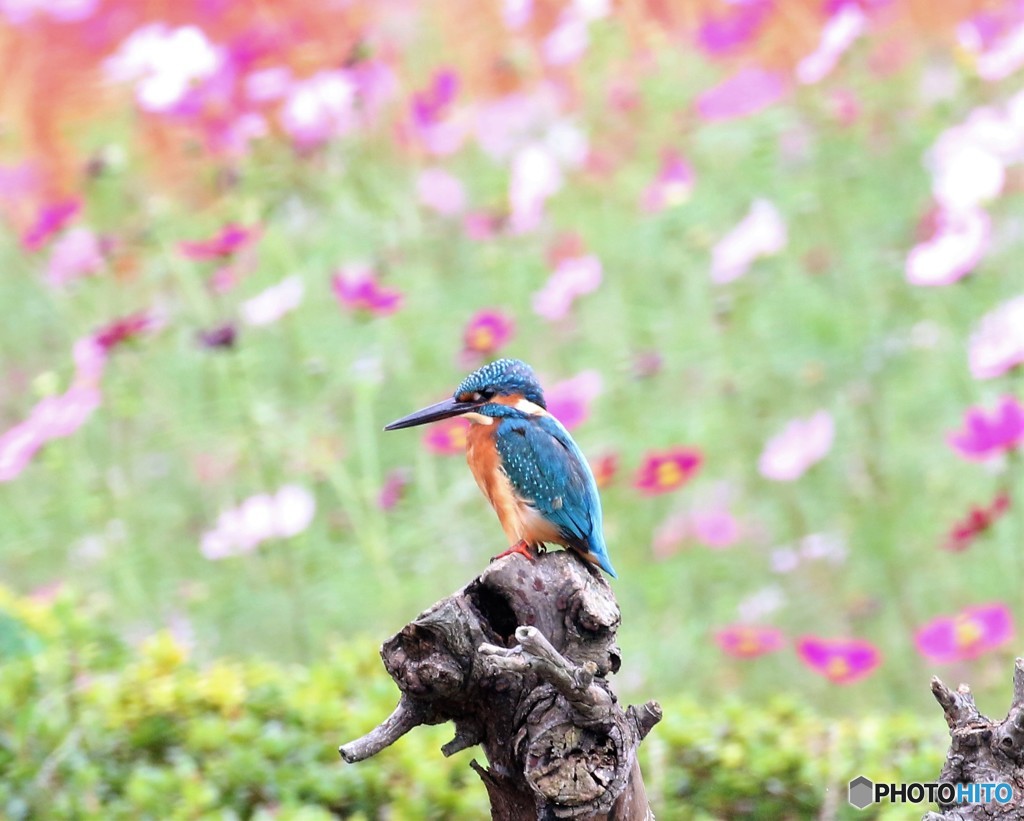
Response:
[491,539,537,563]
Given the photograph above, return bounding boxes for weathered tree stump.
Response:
[922,658,1024,820]
[339,550,662,820]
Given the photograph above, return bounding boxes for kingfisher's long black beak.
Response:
[384,397,481,431]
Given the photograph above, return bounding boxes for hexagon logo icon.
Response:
[848,775,874,810]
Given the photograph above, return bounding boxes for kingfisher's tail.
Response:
[583,536,617,578]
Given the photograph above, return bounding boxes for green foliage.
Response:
[0,590,948,819]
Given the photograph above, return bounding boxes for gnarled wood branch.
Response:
[338,550,661,820]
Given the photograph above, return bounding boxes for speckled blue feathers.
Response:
[455,358,546,408]
[493,413,617,578]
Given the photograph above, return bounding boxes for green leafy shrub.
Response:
[0,589,946,819]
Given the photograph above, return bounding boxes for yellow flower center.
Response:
[825,656,850,681]
[734,628,760,656]
[663,182,691,207]
[656,460,683,487]
[954,615,983,650]
[469,326,495,351]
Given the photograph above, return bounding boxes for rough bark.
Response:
[339,550,661,820]
[922,658,1024,820]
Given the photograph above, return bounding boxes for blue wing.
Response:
[494,414,617,577]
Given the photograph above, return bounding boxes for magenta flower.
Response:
[22,198,81,250]
[241,276,305,326]
[641,152,695,213]
[915,603,1013,664]
[758,411,834,482]
[332,265,403,317]
[463,309,515,356]
[696,68,787,123]
[410,69,466,156]
[796,4,867,85]
[948,396,1024,460]
[200,484,316,560]
[711,199,787,284]
[179,223,259,261]
[94,312,155,351]
[797,636,881,684]
[532,254,602,321]
[714,624,784,659]
[416,168,467,217]
[696,0,770,56]
[634,447,703,496]
[969,295,1024,379]
[905,206,989,287]
[45,227,104,287]
[422,417,471,456]
[545,371,603,431]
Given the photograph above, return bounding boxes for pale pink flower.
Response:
[104,24,222,113]
[930,140,1004,210]
[975,23,1024,82]
[796,4,866,85]
[200,485,316,559]
[502,0,532,30]
[72,336,108,385]
[0,423,42,483]
[280,70,358,148]
[416,168,467,217]
[30,386,101,440]
[711,199,787,284]
[758,410,834,481]
[545,370,602,431]
[45,227,103,287]
[641,152,695,213]
[715,624,784,658]
[691,508,742,549]
[696,68,787,122]
[968,295,1024,379]
[332,264,403,316]
[509,144,563,233]
[532,254,602,320]
[240,276,304,326]
[905,206,989,286]
[543,12,589,66]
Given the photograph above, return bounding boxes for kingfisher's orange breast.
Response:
[466,421,560,547]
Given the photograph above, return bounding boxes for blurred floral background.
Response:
[2,0,1024,816]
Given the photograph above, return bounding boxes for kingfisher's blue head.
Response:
[384,359,546,431]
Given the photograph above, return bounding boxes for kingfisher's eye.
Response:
[478,389,496,401]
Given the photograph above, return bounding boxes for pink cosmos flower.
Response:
[29,386,102,440]
[711,199,787,284]
[545,371,603,431]
[797,636,881,684]
[422,417,471,455]
[179,223,259,261]
[200,484,316,560]
[697,0,770,56]
[410,69,466,156]
[240,276,305,326]
[378,469,412,511]
[634,447,703,496]
[758,411,834,482]
[543,11,589,66]
[914,603,1013,664]
[969,295,1024,379]
[961,15,1024,82]
[714,624,784,659]
[696,67,787,122]
[416,168,467,217]
[462,211,505,241]
[45,227,104,287]
[332,265,403,317]
[948,396,1024,460]
[22,198,80,250]
[796,4,866,85]
[463,309,515,356]
[641,152,695,213]
[691,508,743,549]
[905,206,989,286]
[532,254,602,320]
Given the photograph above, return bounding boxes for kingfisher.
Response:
[384,358,617,577]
